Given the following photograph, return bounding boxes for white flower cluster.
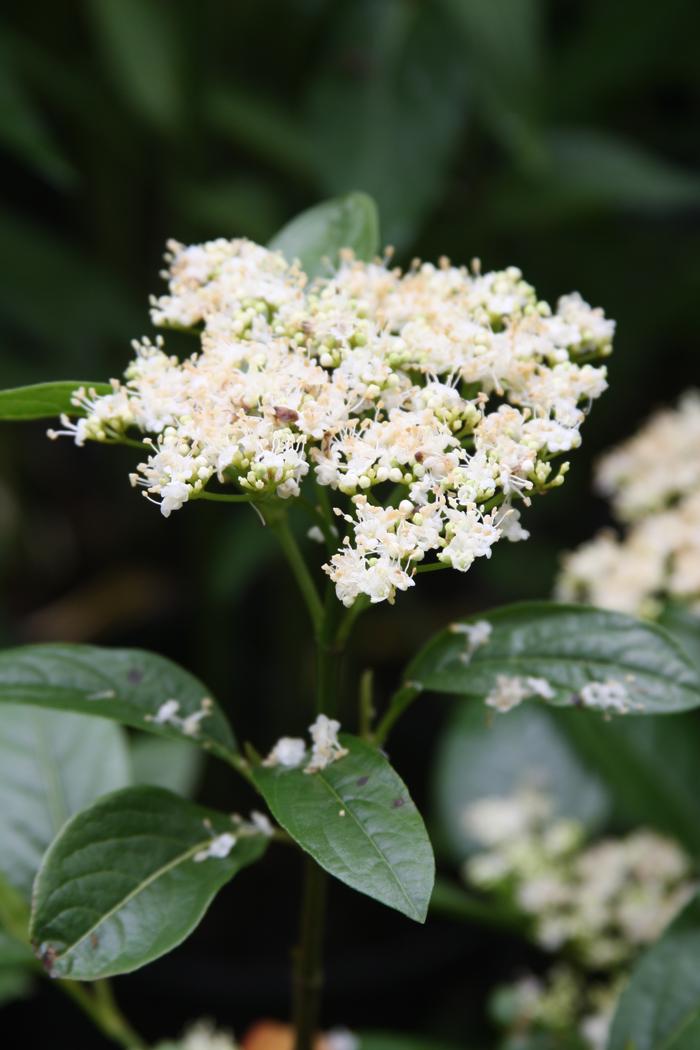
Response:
[557,391,700,616]
[50,237,613,606]
[463,786,694,968]
[263,714,348,774]
[497,966,621,1050]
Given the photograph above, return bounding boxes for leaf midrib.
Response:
[314,771,421,919]
[36,832,219,964]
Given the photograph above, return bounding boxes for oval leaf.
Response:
[268,192,380,279]
[253,735,434,922]
[0,381,110,421]
[30,786,267,979]
[609,891,700,1050]
[0,704,130,899]
[406,602,700,714]
[0,644,237,761]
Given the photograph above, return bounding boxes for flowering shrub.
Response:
[1,195,700,1050]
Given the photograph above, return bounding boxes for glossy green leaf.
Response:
[608,891,700,1050]
[0,644,237,762]
[432,702,608,864]
[253,735,434,922]
[30,786,267,979]
[306,2,467,247]
[406,602,700,714]
[0,381,110,421]
[130,735,203,798]
[659,604,700,673]
[269,192,379,279]
[0,704,130,899]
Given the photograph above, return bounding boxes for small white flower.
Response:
[305,714,348,773]
[194,832,236,863]
[262,737,307,768]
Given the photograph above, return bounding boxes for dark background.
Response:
[1,0,699,1045]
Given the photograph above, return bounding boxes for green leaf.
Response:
[0,381,110,421]
[608,891,700,1050]
[30,786,267,979]
[659,604,700,673]
[253,735,434,922]
[306,1,468,248]
[0,644,237,763]
[432,702,608,864]
[558,708,700,856]
[268,192,379,279]
[86,0,184,133]
[0,704,130,899]
[130,736,203,798]
[406,602,700,714]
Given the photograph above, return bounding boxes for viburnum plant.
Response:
[1,193,700,1050]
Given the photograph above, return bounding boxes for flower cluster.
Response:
[557,391,700,616]
[463,787,693,967]
[493,965,622,1050]
[464,786,694,1050]
[50,237,613,606]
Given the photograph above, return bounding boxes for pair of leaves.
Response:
[406,602,700,714]
[0,191,379,420]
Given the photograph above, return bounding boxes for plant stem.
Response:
[372,680,423,746]
[270,514,324,636]
[292,855,328,1050]
[61,979,146,1050]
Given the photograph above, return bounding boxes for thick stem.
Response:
[292,855,328,1050]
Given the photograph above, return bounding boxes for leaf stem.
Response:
[372,680,423,746]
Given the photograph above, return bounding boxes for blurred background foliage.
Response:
[1,0,699,1046]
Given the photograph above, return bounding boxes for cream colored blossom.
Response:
[52,237,612,606]
[557,391,700,617]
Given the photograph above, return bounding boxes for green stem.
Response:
[198,490,256,503]
[358,669,375,740]
[270,514,324,636]
[292,855,328,1050]
[61,980,146,1050]
[372,680,423,746]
